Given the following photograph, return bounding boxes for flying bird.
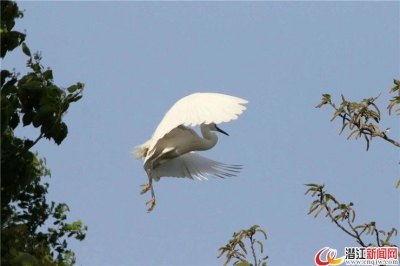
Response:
[132,92,248,212]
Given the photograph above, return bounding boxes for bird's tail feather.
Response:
[131,146,145,159]
[131,139,151,160]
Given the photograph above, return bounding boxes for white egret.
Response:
[132,92,248,212]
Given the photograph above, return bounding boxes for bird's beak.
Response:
[215,124,229,136]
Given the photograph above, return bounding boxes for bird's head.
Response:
[205,122,229,136]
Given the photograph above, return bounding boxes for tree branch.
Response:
[250,236,257,266]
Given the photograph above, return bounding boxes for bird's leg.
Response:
[140,183,151,194]
[144,169,156,213]
[140,163,153,194]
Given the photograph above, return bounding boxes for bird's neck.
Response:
[197,126,218,151]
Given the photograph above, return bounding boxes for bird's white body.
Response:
[132,92,248,211]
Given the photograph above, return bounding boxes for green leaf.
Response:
[389,85,398,93]
[32,115,41,128]
[314,205,325,218]
[2,83,18,96]
[10,112,20,129]
[235,262,251,266]
[338,122,349,135]
[325,194,331,202]
[46,84,63,97]
[347,129,359,140]
[31,63,41,73]
[20,81,42,92]
[10,252,39,266]
[22,112,34,126]
[304,183,320,187]
[77,82,85,89]
[43,69,53,80]
[67,85,78,93]
[39,95,56,107]
[53,122,68,145]
[18,73,40,87]
[322,94,331,99]
[22,42,31,57]
[1,69,12,86]
[69,95,83,103]
[37,105,55,119]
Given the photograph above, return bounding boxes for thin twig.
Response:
[28,133,45,150]
[346,216,366,247]
[374,228,381,247]
[11,133,45,163]
[319,193,354,238]
[250,235,257,266]
[381,132,400,147]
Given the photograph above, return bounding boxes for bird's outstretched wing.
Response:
[151,152,242,181]
[148,93,248,154]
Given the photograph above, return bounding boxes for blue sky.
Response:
[3,2,399,265]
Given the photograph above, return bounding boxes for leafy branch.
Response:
[315,79,400,188]
[218,225,268,266]
[315,79,400,150]
[305,184,398,252]
[1,2,87,264]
